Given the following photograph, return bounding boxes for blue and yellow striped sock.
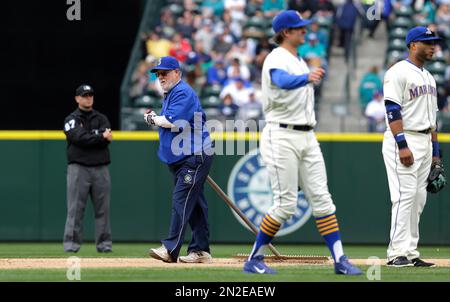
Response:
[316,213,344,263]
[248,214,281,260]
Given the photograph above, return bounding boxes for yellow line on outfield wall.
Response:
[0,131,449,142]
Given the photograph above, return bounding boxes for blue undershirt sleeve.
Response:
[270,68,309,90]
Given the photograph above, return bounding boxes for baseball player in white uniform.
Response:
[383,27,445,267]
[243,10,361,275]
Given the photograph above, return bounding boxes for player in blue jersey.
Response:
[144,56,214,263]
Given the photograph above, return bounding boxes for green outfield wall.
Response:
[0,131,449,245]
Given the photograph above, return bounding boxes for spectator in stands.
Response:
[157,9,177,39]
[202,0,225,17]
[212,29,235,56]
[359,66,382,113]
[299,33,327,60]
[392,0,412,9]
[130,61,150,102]
[215,9,242,39]
[194,19,216,54]
[218,93,240,119]
[220,77,254,107]
[414,0,438,24]
[436,3,450,38]
[288,0,335,18]
[176,10,196,38]
[169,33,192,63]
[146,30,172,59]
[306,21,329,48]
[225,40,253,65]
[262,0,286,17]
[237,91,263,124]
[365,90,386,132]
[365,0,392,39]
[250,48,270,87]
[336,0,361,62]
[227,58,251,81]
[225,0,247,24]
[206,60,228,86]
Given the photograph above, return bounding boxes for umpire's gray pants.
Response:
[63,163,112,252]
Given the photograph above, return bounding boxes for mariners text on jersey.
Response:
[409,84,437,101]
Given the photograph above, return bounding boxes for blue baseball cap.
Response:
[272,10,311,34]
[150,56,180,73]
[405,26,441,46]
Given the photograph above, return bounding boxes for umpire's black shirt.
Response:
[64,108,111,166]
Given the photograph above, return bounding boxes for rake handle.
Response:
[206,175,282,258]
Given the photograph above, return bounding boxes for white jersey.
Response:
[261,47,316,126]
[383,60,438,131]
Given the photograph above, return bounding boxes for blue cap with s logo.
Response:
[272,10,311,34]
[406,26,441,45]
[150,56,180,73]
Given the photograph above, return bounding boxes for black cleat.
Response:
[387,256,414,267]
[411,258,435,267]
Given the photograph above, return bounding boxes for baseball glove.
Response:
[426,160,447,193]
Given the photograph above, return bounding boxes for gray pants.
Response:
[63,163,112,252]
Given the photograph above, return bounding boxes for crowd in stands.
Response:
[127,0,450,132]
[128,0,335,130]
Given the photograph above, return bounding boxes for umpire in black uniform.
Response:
[63,84,113,253]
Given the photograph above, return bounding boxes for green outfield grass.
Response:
[0,243,449,282]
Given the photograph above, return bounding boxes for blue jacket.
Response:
[158,80,212,164]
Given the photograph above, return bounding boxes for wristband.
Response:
[432,141,440,158]
[394,133,408,149]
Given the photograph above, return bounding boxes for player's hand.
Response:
[144,109,157,126]
[103,128,112,141]
[308,68,326,83]
[399,147,414,167]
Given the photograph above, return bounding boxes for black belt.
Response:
[279,124,313,131]
[417,128,432,134]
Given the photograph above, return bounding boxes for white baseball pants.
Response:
[382,131,432,261]
[259,123,336,223]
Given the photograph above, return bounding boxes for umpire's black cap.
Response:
[75,84,95,96]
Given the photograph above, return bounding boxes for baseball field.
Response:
[0,243,449,282]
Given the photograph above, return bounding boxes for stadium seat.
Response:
[391,17,414,29]
[388,38,407,51]
[201,84,222,98]
[414,19,429,27]
[316,15,333,29]
[265,27,275,38]
[134,95,158,108]
[426,61,447,75]
[432,73,445,86]
[201,96,221,108]
[243,26,265,39]
[168,3,183,17]
[386,50,406,65]
[394,5,414,17]
[245,16,266,29]
[389,27,408,39]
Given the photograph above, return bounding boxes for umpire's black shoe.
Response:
[387,256,414,267]
[411,258,435,267]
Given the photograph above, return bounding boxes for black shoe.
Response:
[65,249,79,253]
[97,249,112,253]
[387,256,414,267]
[411,258,435,267]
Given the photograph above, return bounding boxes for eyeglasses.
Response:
[156,70,175,78]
